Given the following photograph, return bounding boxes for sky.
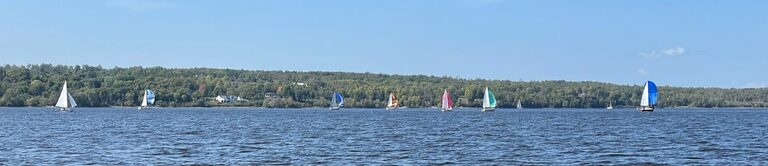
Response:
[1,0,767,88]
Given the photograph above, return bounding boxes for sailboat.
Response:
[607,103,614,110]
[441,90,453,111]
[482,87,496,112]
[639,81,658,112]
[138,89,155,110]
[54,81,77,111]
[386,93,399,110]
[330,92,343,110]
[516,100,523,109]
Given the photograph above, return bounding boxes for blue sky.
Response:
[1,0,767,88]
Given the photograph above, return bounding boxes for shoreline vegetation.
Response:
[1,64,767,108]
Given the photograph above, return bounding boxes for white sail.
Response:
[482,88,490,108]
[55,81,76,108]
[141,91,148,107]
[55,81,69,108]
[68,93,77,107]
[640,83,650,107]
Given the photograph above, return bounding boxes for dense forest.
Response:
[1,64,767,108]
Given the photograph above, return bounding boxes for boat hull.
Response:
[442,108,452,112]
[639,106,654,112]
[482,107,495,112]
[386,107,397,110]
[329,107,340,110]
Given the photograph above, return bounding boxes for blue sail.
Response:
[335,92,344,107]
[647,81,657,105]
[147,89,156,105]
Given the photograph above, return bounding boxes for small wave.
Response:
[178,130,205,135]
[599,153,640,157]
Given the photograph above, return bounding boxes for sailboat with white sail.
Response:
[441,90,453,111]
[639,81,658,112]
[138,89,155,110]
[54,81,77,111]
[482,87,497,112]
[386,93,399,110]
[330,92,343,110]
[516,100,523,109]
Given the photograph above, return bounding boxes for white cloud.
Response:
[639,46,685,58]
[461,0,509,6]
[105,0,175,11]
[637,68,649,75]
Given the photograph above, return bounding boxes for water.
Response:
[0,108,766,165]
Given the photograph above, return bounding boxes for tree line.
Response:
[1,64,767,108]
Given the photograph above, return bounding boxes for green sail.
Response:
[488,89,497,107]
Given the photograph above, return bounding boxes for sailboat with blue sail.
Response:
[330,92,343,110]
[639,81,657,112]
[138,89,155,110]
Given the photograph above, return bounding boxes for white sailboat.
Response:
[516,100,523,109]
[54,81,77,111]
[441,90,453,112]
[482,87,496,112]
[639,81,658,112]
[138,89,155,110]
[386,93,399,110]
[330,92,343,110]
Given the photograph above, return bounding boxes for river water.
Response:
[0,108,766,165]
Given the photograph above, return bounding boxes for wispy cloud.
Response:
[639,46,685,58]
[461,0,509,6]
[105,0,176,12]
[637,68,649,75]
[744,82,768,88]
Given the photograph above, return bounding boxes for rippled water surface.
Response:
[0,108,767,165]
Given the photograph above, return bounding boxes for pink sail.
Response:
[442,90,453,111]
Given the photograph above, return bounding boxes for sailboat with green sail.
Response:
[482,87,497,112]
